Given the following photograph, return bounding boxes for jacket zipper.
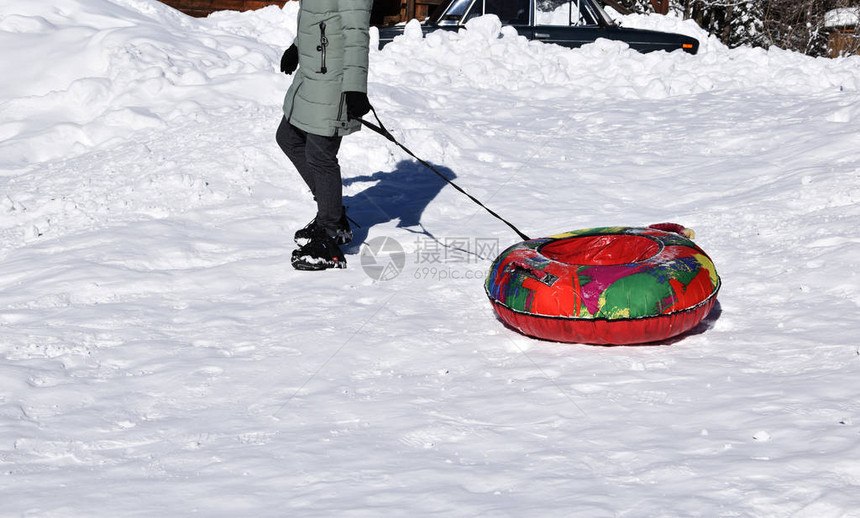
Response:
[316,21,328,74]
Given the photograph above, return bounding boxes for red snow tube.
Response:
[484,224,720,345]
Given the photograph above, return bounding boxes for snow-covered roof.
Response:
[825,8,860,28]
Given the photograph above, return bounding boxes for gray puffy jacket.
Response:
[283,0,372,137]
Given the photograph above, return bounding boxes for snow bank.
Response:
[376,12,859,103]
[0,0,297,167]
[4,0,859,170]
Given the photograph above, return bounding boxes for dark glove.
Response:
[280,44,298,75]
[344,91,371,120]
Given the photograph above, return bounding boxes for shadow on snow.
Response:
[342,159,455,254]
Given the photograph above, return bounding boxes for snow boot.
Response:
[294,206,354,247]
[291,228,347,271]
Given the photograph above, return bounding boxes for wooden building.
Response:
[401,0,445,21]
[825,8,860,58]
[158,0,286,18]
[156,0,442,25]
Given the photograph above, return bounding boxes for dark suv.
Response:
[378,0,699,54]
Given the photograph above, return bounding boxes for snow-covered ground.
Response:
[2,1,860,515]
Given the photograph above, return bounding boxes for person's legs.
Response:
[276,117,316,194]
[278,117,348,270]
[304,132,343,238]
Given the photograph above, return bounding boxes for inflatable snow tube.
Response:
[485,224,720,345]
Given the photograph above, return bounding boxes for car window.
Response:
[534,0,600,26]
[485,0,531,24]
[464,0,530,25]
[441,0,475,22]
[579,0,609,25]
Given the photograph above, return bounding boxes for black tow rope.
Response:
[358,106,531,242]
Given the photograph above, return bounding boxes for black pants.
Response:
[276,117,343,237]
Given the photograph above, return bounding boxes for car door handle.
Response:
[535,32,550,38]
